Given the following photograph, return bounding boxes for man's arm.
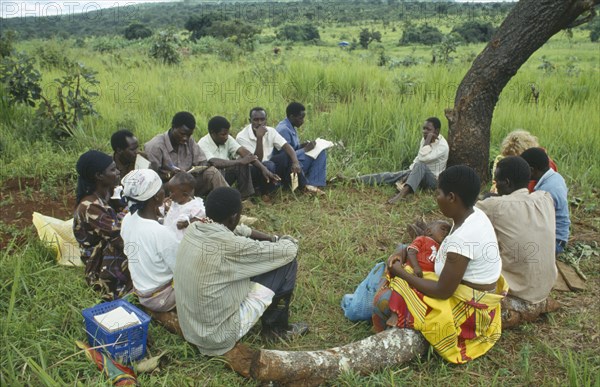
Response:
[208,154,257,169]
[416,136,448,164]
[237,147,280,183]
[282,143,302,174]
[254,125,267,161]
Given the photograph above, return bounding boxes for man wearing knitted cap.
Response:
[144,111,229,196]
[121,169,180,313]
[175,187,308,356]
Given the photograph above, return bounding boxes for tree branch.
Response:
[566,5,597,28]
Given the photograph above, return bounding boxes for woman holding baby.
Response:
[372,165,508,364]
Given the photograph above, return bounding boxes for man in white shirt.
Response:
[198,116,279,198]
[356,117,449,203]
[236,107,303,193]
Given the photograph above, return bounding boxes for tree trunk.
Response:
[445,0,599,181]
[225,329,428,386]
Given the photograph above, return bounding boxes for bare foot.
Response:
[387,186,412,204]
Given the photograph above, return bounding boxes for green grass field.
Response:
[1,14,599,386]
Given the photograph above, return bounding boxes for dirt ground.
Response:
[0,178,75,249]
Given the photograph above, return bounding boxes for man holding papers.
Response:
[275,102,329,195]
[145,111,228,197]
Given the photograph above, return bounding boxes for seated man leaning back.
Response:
[145,111,228,196]
[356,117,449,203]
[174,187,308,356]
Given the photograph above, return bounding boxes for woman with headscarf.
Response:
[73,150,132,300]
[120,169,180,313]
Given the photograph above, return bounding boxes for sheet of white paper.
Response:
[135,154,151,170]
[94,306,141,332]
[305,138,334,159]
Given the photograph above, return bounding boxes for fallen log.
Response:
[226,328,428,386]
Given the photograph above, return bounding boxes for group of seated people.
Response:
[72,106,570,365]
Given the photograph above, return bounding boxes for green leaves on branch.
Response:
[0,53,42,107]
[38,63,100,138]
[0,53,100,138]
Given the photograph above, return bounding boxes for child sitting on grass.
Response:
[163,172,206,241]
[388,220,451,278]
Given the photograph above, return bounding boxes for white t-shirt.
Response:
[235,124,287,161]
[121,212,180,293]
[198,134,241,161]
[163,198,206,242]
[434,207,502,285]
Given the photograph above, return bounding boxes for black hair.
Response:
[169,172,195,187]
[110,129,135,152]
[520,147,550,171]
[438,165,481,208]
[75,150,113,204]
[249,107,266,119]
[495,156,530,189]
[205,187,242,223]
[286,102,305,118]
[172,111,196,130]
[425,117,441,131]
[208,116,231,135]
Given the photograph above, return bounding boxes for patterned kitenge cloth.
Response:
[73,194,132,300]
[373,269,508,364]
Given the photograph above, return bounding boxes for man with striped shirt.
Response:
[174,187,308,355]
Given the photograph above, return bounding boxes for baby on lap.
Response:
[163,172,206,241]
[388,220,451,278]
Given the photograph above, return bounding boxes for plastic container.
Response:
[82,299,150,363]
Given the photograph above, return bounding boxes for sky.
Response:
[0,0,516,19]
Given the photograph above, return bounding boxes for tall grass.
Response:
[2,32,597,185]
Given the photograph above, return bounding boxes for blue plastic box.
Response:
[82,299,150,363]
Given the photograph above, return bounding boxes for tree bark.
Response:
[225,329,428,386]
[446,0,599,181]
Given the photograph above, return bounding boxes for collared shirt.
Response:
[409,135,449,178]
[534,169,570,242]
[197,134,241,161]
[144,131,207,172]
[275,118,301,150]
[273,117,306,159]
[174,221,298,356]
[476,188,557,304]
[236,124,287,161]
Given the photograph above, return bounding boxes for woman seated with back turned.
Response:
[373,165,508,364]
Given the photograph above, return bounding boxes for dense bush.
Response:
[149,30,182,65]
[91,36,129,53]
[276,23,320,42]
[0,53,42,107]
[124,23,153,40]
[0,31,16,58]
[451,21,495,43]
[36,41,73,69]
[399,24,443,46]
[359,29,382,49]
[589,19,600,42]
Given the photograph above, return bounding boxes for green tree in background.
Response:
[124,23,153,40]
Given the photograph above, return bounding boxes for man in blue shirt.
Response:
[521,147,571,254]
[275,102,327,194]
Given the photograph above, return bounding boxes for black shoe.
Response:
[262,322,309,343]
